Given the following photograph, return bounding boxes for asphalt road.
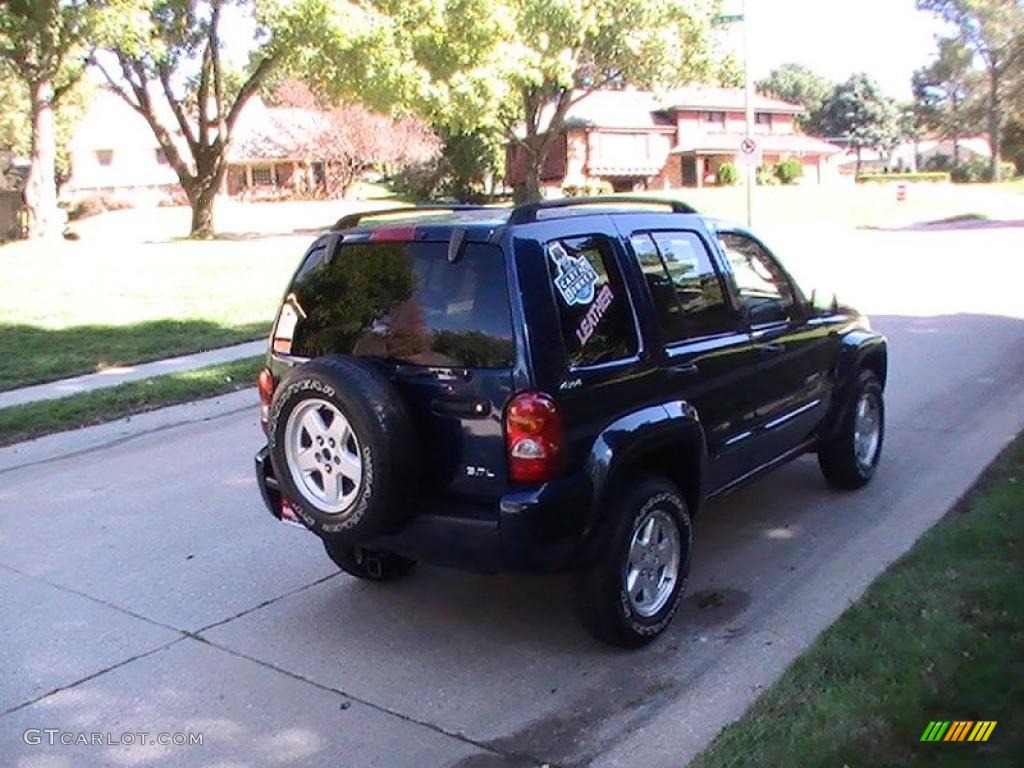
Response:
[2,223,1023,768]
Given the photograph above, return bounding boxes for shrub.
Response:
[950,157,990,183]
[755,165,779,186]
[855,172,951,184]
[65,193,135,221]
[389,159,447,200]
[561,181,614,197]
[716,162,739,186]
[774,157,804,185]
[998,160,1017,180]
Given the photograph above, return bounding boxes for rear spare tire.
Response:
[268,356,417,540]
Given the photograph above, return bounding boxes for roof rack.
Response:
[334,204,490,230]
[507,196,696,225]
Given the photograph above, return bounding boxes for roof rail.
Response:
[507,196,696,225]
[334,204,490,230]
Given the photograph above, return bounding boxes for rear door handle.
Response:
[667,361,700,377]
[756,343,785,356]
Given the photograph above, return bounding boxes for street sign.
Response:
[739,136,761,166]
[713,13,744,23]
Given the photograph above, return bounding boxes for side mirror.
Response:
[808,288,839,316]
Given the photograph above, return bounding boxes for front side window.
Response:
[284,241,515,368]
[546,235,638,369]
[630,231,735,343]
[718,232,797,325]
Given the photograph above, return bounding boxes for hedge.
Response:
[855,172,951,184]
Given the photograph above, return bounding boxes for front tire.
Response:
[574,475,692,648]
[323,538,416,582]
[818,369,884,490]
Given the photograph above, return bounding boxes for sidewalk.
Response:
[0,340,265,410]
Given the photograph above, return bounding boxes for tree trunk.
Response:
[186,163,227,238]
[24,78,60,240]
[988,69,1001,183]
[855,147,862,176]
[515,156,542,204]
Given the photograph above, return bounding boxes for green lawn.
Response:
[0,196,388,392]
[0,234,299,391]
[690,434,1024,768]
[0,356,263,446]
[640,180,1024,230]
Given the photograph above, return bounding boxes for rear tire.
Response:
[267,356,417,541]
[323,538,417,582]
[818,369,884,490]
[573,475,692,648]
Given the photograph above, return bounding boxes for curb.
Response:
[0,388,257,474]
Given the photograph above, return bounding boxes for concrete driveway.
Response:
[2,224,1023,768]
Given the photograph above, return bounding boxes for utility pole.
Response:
[715,2,754,227]
[743,0,753,227]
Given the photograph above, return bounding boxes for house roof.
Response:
[659,86,803,115]
[228,101,329,162]
[672,132,844,156]
[560,89,678,131]
[528,87,805,135]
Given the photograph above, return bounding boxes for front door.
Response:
[716,231,834,463]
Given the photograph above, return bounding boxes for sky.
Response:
[730,0,948,100]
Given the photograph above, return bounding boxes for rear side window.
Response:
[630,230,735,342]
[546,235,638,368]
[282,241,515,368]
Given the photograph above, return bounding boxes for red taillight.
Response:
[369,224,417,242]
[258,368,276,431]
[505,391,563,483]
[257,367,276,406]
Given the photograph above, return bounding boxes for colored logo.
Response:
[548,242,599,307]
[920,721,997,742]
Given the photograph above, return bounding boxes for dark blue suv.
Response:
[254,197,887,646]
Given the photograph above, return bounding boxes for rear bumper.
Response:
[255,446,591,572]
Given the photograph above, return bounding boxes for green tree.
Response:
[355,0,720,203]
[501,0,720,202]
[0,73,94,183]
[912,37,980,168]
[94,0,379,237]
[757,62,832,133]
[819,73,900,175]
[0,0,126,239]
[917,0,1024,181]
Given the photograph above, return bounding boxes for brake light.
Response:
[505,392,563,483]
[369,224,417,242]
[257,367,276,430]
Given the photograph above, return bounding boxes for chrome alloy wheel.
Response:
[853,392,881,469]
[284,399,362,513]
[625,508,681,617]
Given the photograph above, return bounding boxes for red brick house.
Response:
[507,87,844,194]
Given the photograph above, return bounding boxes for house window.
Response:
[755,112,773,128]
[155,148,168,165]
[96,150,113,166]
[701,111,725,127]
[251,166,273,186]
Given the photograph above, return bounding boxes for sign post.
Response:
[742,0,753,227]
[715,2,753,226]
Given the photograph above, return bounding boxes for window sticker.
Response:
[549,241,600,307]
[575,284,615,345]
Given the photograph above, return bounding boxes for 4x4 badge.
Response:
[549,242,599,306]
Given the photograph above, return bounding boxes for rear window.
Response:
[546,235,638,369]
[279,241,515,368]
